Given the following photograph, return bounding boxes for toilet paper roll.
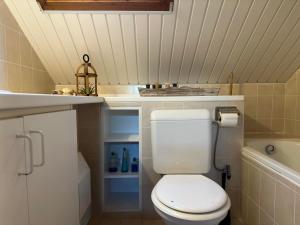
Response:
[219,112,238,127]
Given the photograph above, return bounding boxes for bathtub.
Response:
[243,138,300,186]
[241,138,300,225]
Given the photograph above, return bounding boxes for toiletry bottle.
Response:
[131,157,139,173]
[121,148,129,173]
[108,152,119,172]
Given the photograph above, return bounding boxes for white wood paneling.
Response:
[149,14,162,84]
[5,0,300,85]
[135,14,149,84]
[78,14,109,84]
[189,0,224,83]
[120,14,138,84]
[168,0,193,83]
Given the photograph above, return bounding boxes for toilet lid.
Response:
[154,175,228,214]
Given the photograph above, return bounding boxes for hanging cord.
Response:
[212,121,231,180]
[212,121,231,225]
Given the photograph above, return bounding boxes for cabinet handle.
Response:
[29,130,45,167]
[16,134,34,176]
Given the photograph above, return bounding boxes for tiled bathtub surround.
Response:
[241,157,300,225]
[102,99,244,219]
[0,0,54,93]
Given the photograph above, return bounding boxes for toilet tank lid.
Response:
[151,109,210,121]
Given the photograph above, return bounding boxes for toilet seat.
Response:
[154,175,228,214]
[151,175,231,222]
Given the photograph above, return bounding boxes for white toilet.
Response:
[150,109,231,225]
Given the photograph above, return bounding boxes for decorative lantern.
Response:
[75,54,98,96]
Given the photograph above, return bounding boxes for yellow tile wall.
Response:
[56,83,287,136]
[284,68,300,137]
[241,157,300,225]
[241,83,286,136]
[0,1,54,93]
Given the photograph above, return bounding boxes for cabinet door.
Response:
[24,111,79,225]
[0,118,29,225]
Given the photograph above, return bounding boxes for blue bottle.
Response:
[121,148,129,173]
[131,157,139,172]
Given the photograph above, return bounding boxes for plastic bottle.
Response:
[121,148,129,173]
[108,152,119,172]
[131,157,139,172]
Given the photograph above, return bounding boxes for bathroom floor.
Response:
[88,217,244,225]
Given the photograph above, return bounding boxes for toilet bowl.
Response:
[151,175,231,225]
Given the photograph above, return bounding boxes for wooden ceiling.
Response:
[4,0,300,85]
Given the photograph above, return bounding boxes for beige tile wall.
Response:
[241,83,286,136]
[241,156,300,225]
[57,83,287,136]
[76,104,102,214]
[0,1,54,93]
[284,68,300,137]
[104,100,244,219]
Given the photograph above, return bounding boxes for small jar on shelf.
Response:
[108,152,119,172]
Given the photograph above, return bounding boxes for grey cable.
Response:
[212,121,226,172]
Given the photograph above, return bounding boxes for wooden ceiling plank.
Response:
[209,0,253,84]
[134,14,149,84]
[120,14,139,84]
[168,0,193,84]
[149,14,162,84]
[234,0,283,83]
[217,0,269,84]
[199,0,238,84]
[93,14,119,85]
[188,0,223,84]
[244,0,296,83]
[260,20,300,83]
[158,1,177,84]
[78,14,109,84]
[180,0,208,84]
[253,1,300,82]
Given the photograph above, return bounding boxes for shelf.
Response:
[104,171,139,179]
[104,134,139,142]
[102,107,141,212]
[104,192,140,212]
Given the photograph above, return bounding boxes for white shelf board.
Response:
[104,134,139,142]
[104,171,139,179]
[104,192,140,212]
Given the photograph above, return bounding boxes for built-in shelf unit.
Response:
[101,107,142,212]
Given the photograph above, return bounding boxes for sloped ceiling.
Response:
[4,0,300,85]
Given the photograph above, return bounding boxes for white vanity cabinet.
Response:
[0,118,29,225]
[0,110,80,225]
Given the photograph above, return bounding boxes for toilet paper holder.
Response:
[215,106,240,122]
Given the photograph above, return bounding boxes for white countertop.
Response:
[102,94,244,102]
[0,91,244,110]
[0,92,104,110]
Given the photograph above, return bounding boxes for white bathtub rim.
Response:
[242,146,300,187]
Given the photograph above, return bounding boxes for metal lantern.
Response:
[75,54,98,96]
